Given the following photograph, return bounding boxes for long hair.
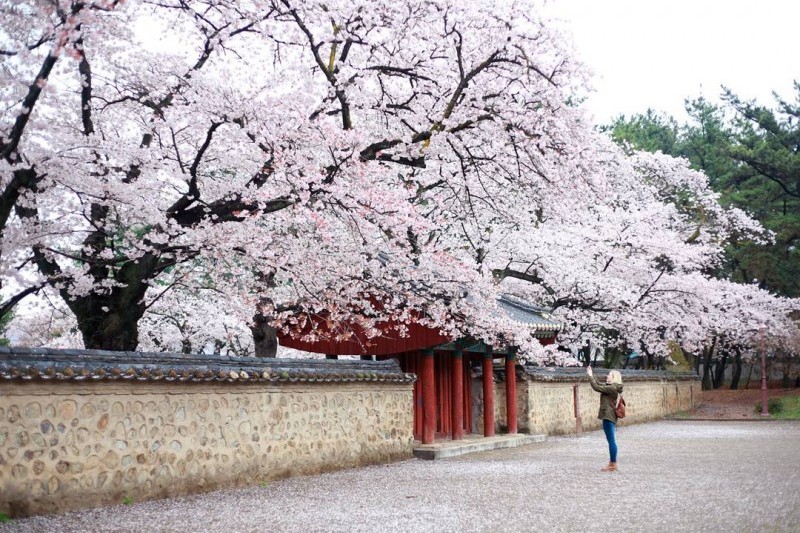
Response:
[607,370,623,385]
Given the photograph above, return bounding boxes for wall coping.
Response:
[478,364,697,383]
[0,347,414,384]
[519,366,698,382]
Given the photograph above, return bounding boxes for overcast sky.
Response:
[542,0,800,125]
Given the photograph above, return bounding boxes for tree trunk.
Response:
[682,346,697,374]
[67,262,153,351]
[712,350,729,389]
[251,313,278,357]
[701,337,717,391]
[782,360,791,388]
[744,363,753,389]
[730,349,742,390]
[74,304,145,351]
[16,188,166,352]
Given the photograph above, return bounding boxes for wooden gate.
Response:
[392,351,472,441]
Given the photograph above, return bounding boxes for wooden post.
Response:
[451,350,464,440]
[422,349,436,444]
[505,349,518,434]
[483,347,495,437]
[573,383,582,435]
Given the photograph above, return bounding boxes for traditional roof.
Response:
[0,347,414,384]
[278,293,561,356]
[496,295,561,338]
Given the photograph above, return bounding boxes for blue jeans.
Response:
[602,419,618,463]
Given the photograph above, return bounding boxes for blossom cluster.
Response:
[2,0,797,364]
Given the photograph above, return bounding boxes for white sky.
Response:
[543,0,800,124]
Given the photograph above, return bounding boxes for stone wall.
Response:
[475,367,698,435]
[0,349,414,517]
[1,348,701,518]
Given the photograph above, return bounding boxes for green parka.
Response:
[588,375,623,423]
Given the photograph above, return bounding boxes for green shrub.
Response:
[754,398,783,415]
[772,396,800,420]
[0,512,12,523]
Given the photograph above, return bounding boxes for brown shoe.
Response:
[600,462,618,472]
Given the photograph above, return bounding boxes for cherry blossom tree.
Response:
[1,0,443,350]
[1,0,126,317]
[3,0,795,366]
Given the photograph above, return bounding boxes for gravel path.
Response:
[4,421,799,533]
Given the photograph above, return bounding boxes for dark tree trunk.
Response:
[744,363,754,389]
[730,349,743,390]
[701,337,717,391]
[72,294,147,350]
[250,271,279,358]
[579,341,591,367]
[15,183,170,352]
[712,350,729,389]
[251,313,278,357]
[76,309,143,351]
[637,342,653,369]
[66,258,155,351]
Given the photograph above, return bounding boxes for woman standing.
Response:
[586,366,623,472]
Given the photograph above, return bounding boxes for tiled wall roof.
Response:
[0,347,415,384]
[518,366,698,382]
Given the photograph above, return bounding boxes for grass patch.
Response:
[771,396,800,420]
[0,512,12,523]
[755,396,800,419]
[754,397,783,415]
[122,496,133,506]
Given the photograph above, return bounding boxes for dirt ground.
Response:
[692,386,800,418]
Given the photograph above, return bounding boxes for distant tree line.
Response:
[605,84,800,388]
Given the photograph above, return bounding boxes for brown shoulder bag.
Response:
[614,393,626,419]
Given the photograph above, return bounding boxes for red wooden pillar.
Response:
[422,349,436,444]
[451,350,464,440]
[483,347,495,437]
[505,349,518,434]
